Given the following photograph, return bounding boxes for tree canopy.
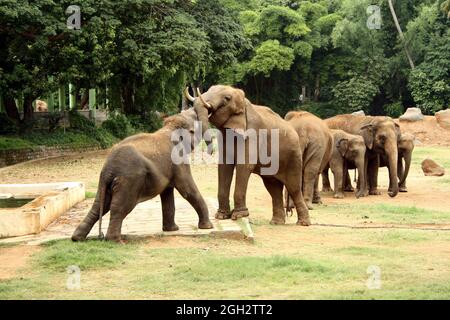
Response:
[0,0,448,125]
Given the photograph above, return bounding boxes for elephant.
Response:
[71,108,213,242]
[186,85,311,226]
[322,129,367,199]
[284,111,333,210]
[325,115,401,197]
[379,132,415,192]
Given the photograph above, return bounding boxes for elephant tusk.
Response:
[184,87,195,102]
[196,87,212,109]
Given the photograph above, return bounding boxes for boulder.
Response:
[399,107,424,122]
[421,158,445,176]
[352,110,365,116]
[435,109,450,129]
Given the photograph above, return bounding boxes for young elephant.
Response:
[284,111,333,209]
[379,132,415,192]
[72,108,213,242]
[322,130,367,198]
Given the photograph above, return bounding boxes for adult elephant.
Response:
[325,115,401,197]
[186,85,311,226]
[284,111,333,209]
[379,133,415,193]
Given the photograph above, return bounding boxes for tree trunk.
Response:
[314,74,320,101]
[3,96,20,123]
[121,78,135,114]
[22,95,35,124]
[388,0,415,69]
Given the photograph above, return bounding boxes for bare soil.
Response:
[0,246,41,280]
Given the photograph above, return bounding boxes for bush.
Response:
[102,113,135,139]
[297,101,344,119]
[128,113,163,133]
[0,113,18,134]
[333,77,379,114]
[68,110,96,131]
[384,102,404,118]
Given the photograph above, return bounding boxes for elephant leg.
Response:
[71,189,111,241]
[231,164,253,220]
[330,159,344,199]
[106,197,136,242]
[344,170,354,192]
[321,166,333,192]
[175,174,213,229]
[312,176,322,204]
[285,178,310,226]
[216,163,235,219]
[303,167,318,209]
[160,187,178,232]
[368,156,381,195]
[262,177,285,225]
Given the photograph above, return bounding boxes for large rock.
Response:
[399,107,424,122]
[352,110,365,116]
[421,158,445,176]
[435,109,450,129]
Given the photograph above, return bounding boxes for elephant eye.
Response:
[224,95,231,102]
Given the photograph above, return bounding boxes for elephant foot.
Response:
[306,202,314,210]
[231,208,249,220]
[71,234,87,242]
[399,186,408,192]
[297,216,311,226]
[355,191,365,199]
[105,234,122,243]
[369,189,381,196]
[198,219,214,229]
[163,223,179,232]
[270,216,286,225]
[312,196,322,204]
[215,209,232,220]
[333,193,344,199]
[322,186,333,192]
[344,186,355,192]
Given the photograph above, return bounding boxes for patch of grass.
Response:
[35,239,140,271]
[85,191,96,199]
[0,137,34,149]
[318,203,450,224]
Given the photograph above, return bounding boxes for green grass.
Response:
[85,191,97,199]
[0,129,117,151]
[36,239,141,271]
[317,203,450,224]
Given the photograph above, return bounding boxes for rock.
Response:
[421,158,445,176]
[435,109,450,129]
[35,100,48,112]
[399,107,424,122]
[352,110,365,116]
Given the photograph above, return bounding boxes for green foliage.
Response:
[128,114,163,134]
[0,113,18,134]
[102,114,136,140]
[333,77,379,113]
[384,101,404,118]
[298,101,344,119]
[247,40,295,76]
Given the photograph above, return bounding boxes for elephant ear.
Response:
[337,138,349,157]
[223,89,247,134]
[359,124,374,150]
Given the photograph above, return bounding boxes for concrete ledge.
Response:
[0,182,85,238]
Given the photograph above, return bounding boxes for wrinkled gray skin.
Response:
[380,132,415,192]
[192,85,311,226]
[325,115,401,197]
[72,108,213,242]
[322,129,367,199]
[284,111,333,210]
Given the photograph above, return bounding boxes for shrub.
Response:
[102,113,135,139]
[384,102,404,118]
[128,113,163,133]
[0,113,18,134]
[68,110,96,131]
[297,101,344,119]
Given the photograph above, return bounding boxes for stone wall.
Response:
[0,145,101,168]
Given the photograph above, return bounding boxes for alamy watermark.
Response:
[366,265,382,289]
[366,5,381,30]
[170,121,280,176]
[66,5,81,30]
[66,265,81,290]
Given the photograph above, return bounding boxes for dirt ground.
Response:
[0,116,449,296]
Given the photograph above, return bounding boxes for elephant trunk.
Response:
[355,157,366,198]
[386,141,399,197]
[399,152,411,187]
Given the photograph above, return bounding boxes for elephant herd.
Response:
[72,85,414,242]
